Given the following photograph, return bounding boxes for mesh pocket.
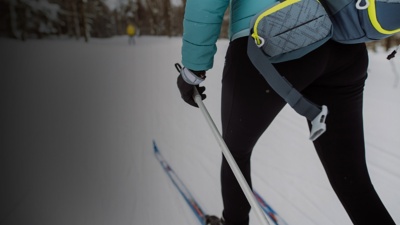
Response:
[252,0,332,62]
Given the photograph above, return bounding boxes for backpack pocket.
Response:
[364,0,400,39]
[326,0,400,43]
[250,0,333,63]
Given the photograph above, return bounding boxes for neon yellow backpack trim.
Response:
[368,0,400,35]
[251,0,301,45]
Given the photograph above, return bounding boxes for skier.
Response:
[176,0,396,225]
[126,23,136,45]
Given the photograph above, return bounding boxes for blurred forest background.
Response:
[0,0,398,50]
[0,0,229,41]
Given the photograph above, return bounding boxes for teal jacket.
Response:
[181,0,277,71]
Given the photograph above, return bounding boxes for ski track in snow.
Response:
[1,36,400,225]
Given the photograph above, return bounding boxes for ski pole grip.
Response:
[193,87,203,105]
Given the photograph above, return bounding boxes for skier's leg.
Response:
[220,38,286,225]
[220,37,334,225]
[303,42,395,224]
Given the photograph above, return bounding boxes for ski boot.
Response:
[205,215,224,225]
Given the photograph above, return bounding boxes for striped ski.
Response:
[153,140,221,225]
[254,191,289,225]
[154,140,288,225]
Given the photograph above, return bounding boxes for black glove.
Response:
[175,63,206,108]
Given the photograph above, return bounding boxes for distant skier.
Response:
[175,0,396,225]
[126,23,136,45]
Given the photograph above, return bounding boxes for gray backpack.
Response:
[248,0,400,141]
[323,0,400,43]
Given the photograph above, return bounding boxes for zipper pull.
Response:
[356,0,369,10]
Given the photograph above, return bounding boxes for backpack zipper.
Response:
[251,0,301,45]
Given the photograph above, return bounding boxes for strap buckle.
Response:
[356,0,369,10]
[309,105,328,141]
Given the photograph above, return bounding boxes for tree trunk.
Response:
[164,0,172,37]
[71,0,81,39]
[144,0,157,35]
[80,0,89,42]
[8,0,21,40]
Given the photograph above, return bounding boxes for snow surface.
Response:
[1,36,400,225]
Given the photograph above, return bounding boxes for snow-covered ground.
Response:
[1,36,400,225]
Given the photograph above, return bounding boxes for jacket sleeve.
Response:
[181,0,230,71]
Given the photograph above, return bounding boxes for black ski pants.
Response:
[220,37,395,225]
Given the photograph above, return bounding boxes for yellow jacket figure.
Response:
[126,24,135,36]
[127,24,136,45]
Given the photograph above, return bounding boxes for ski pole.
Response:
[193,87,271,225]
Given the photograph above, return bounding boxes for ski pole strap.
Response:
[247,37,328,141]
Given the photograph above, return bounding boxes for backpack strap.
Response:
[247,37,328,141]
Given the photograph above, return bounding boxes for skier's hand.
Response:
[175,63,206,108]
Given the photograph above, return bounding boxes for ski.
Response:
[254,191,289,225]
[154,140,288,225]
[153,140,222,225]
